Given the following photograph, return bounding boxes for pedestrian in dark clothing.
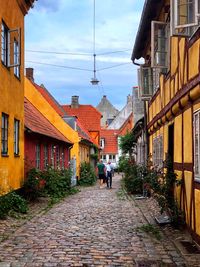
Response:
[96,160,106,188]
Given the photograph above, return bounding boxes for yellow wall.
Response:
[24,78,81,176]
[0,1,27,194]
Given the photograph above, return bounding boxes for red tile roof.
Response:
[32,81,97,145]
[24,98,72,144]
[62,105,102,132]
[100,129,119,154]
[34,83,66,116]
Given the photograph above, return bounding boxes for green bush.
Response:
[43,168,72,198]
[123,163,143,194]
[24,167,73,201]
[23,168,44,200]
[78,162,97,186]
[0,191,28,219]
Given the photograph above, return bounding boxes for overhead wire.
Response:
[25,49,131,56]
[26,60,92,72]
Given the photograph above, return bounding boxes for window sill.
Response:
[1,61,10,71]
[14,154,20,157]
[194,178,200,183]
[1,153,9,157]
[14,74,21,81]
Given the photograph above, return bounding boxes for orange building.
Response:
[0,0,35,194]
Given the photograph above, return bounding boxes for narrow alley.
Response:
[0,175,199,267]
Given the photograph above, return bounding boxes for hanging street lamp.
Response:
[90,0,99,85]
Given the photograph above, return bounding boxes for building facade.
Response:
[132,0,200,243]
[0,0,34,194]
[24,98,71,174]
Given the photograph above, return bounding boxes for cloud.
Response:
[25,0,145,108]
[34,0,63,12]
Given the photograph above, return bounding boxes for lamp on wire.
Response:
[90,0,99,85]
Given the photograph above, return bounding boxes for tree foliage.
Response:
[119,132,136,158]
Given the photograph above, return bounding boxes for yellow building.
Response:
[24,77,81,176]
[132,0,200,243]
[25,71,97,177]
[0,0,35,194]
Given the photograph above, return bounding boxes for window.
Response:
[153,136,163,168]
[51,145,55,168]
[14,39,20,77]
[103,155,106,160]
[36,144,41,169]
[1,113,9,155]
[61,147,65,169]
[100,138,105,149]
[194,111,200,180]
[151,21,169,69]
[14,119,19,155]
[1,22,20,68]
[109,154,116,162]
[1,22,8,65]
[171,0,199,36]
[138,66,153,100]
[56,146,60,168]
[44,144,48,169]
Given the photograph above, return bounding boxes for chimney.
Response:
[26,68,34,82]
[71,96,79,108]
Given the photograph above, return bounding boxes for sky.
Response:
[25,0,145,110]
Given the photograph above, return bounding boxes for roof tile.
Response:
[24,98,72,144]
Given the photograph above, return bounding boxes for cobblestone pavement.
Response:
[0,174,199,267]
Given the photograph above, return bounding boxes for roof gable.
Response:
[62,105,102,132]
[100,129,119,154]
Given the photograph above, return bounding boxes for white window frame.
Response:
[14,39,20,77]
[171,0,199,36]
[194,110,200,180]
[138,66,153,100]
[14,119,20,155]
[8,28,21,68]
[1,22,20,68]
[1,22,8,65]
[100,138,105,149]
[174,0,198,28]
[151,21,169,69]
[51,145,55,168]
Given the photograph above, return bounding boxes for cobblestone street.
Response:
[0,174,199,267]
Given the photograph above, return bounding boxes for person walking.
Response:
[106,161,113,189]
[96,160,106,189]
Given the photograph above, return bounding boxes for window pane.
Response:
[178,0,195,25]
[1,113,8,154]
[14,119,20,155]
[1,23,8,65]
